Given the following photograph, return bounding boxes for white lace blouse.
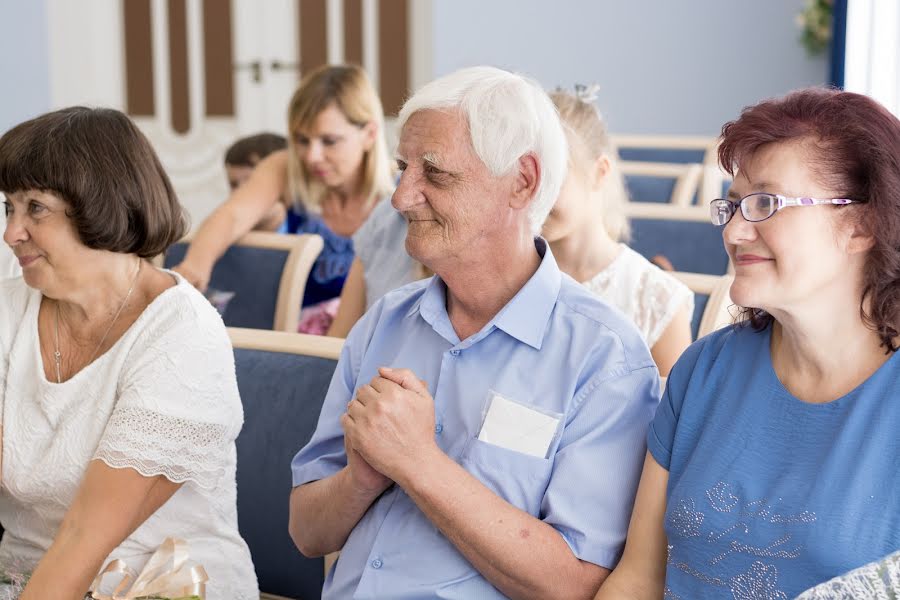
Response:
[582,244,694,348]
[0,273,257,599]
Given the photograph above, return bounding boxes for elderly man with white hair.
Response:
[289,66,659,599]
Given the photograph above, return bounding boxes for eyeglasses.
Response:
[709,193,865,226]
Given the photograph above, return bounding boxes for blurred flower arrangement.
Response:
[796,0,834,56]
[1,572,200,600]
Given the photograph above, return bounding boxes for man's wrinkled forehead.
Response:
[396,109,471,160]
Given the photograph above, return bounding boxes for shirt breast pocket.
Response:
[460,438,553,517]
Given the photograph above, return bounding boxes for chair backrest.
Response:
[621,160,704,206]
[670,271,736,339]
[164,232,323,331]
[230,327,344,600]
[625,203,730,275]
[614,134,727,206]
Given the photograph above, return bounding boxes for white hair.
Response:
[397,66,568,236]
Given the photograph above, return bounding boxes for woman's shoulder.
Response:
[130,272,230,349]
[352,197,405,251]
[669,322,763,386]
[617,246,692,296]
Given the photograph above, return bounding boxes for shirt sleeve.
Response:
[93,292,243,490]
[351,196,389,267]
[541,363,660,570]
[647,334,706,470]
[290,299,382,487]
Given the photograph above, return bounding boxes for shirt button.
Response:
[435,423,443,434]
[371,558,383,569]
[450,349,460,356]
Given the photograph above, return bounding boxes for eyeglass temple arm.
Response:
[777,196,857,208]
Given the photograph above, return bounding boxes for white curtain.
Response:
[844,0,900,117]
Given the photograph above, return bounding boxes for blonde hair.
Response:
[286,64,394,212]
[550,90,631,242]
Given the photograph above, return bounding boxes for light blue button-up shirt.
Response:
[292,239,660,599]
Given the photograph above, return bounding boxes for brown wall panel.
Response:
[203,0,234,116]
[378,0,409,116]
[343,0,363,66]
[123,0,155,116]
[168,0,191,133]
[299,0,328,75]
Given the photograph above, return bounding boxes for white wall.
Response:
[0,0,52,133]
[430,0,828,135]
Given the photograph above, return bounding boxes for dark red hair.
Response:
[718,87,900,351]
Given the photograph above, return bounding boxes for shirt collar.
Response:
[407,238,562,350]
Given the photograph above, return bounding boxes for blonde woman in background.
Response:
[174,64,394,332]
[543,88,693,375]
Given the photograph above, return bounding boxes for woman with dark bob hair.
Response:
[595,88,900,598]
[0,107,257,598]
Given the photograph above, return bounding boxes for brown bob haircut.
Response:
[0,106,187,258]
[719,87,900,351]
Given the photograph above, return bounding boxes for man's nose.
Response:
[391,169,423,212]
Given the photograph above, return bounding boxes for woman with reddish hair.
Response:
[595,88,900,598]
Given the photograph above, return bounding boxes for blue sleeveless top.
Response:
[284,205,354,306]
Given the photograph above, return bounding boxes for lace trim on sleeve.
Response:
[93,405,233,490]
[795,550,900,599]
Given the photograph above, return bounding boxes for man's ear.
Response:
[510,153,541,210]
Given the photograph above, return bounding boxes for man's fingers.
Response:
[378,367,428,394]
[356,384,378,405]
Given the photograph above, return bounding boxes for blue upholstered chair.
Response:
[229,327,344,600]
[614,135,710,165]
[610,137,730,274]
[628,215,730,275]
[614,134,730,208]
[163,232,324,332]
[621,161,704,205]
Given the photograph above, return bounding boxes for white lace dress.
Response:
[582,245,694,348]
[0,274,257,599]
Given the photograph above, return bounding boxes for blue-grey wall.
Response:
[0,0,51,133]
[431,0,828,135]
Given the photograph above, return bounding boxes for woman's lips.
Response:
[17,255,40,267]
[735,254,773,265]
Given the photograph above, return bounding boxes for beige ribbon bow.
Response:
[90,537,208,600]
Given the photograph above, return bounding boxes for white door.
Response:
[46,0,299,224]
[45,0,430,224]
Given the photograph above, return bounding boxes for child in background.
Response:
[224,132,288,231]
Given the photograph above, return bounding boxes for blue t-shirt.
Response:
[649,324,900,598]
[285,205,354,306]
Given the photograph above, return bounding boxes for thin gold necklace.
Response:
[53,258,142,384]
